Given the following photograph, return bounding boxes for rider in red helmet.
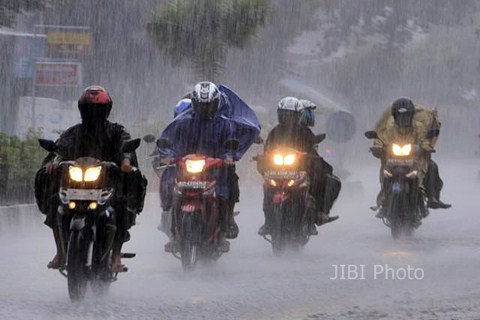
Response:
[38,85,147,272]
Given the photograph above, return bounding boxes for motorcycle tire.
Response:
[67,231,88,302]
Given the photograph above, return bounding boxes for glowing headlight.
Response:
[84,166,102,182]
[273,154,284,165]
[392,144,412,156]
[185,159,206,173]
[283,154,296,165]
[273,153,296,166]
[69,166,83,182]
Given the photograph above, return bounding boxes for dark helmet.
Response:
[191,81,220,119]
[277,97,302,126]
[392,98,415,128]
[78,85,112,124]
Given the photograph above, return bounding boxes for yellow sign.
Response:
[47,31,91,45]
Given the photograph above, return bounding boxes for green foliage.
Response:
[0,0,49,27]
[148,0,269,81]
[0,130,45,205]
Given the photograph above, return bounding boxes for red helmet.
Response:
[78,85,113,123]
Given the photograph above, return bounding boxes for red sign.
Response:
[35,61,82,87]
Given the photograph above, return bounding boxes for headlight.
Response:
[185,159,206,173]
[69,166,83,182]
[283,154,296,165]
[273,153,296,166]
[392,144,412,156]
[273,154,284,165]
[84,166,102,182]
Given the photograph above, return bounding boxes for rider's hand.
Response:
[45,162,59,174]
[370,147,383,159]
[224,157,235,166]
[121,158,133,173]
[160,157,174,165]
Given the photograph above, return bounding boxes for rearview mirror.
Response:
[314,133,326,144]
[121,139,141,153]
[143,134,156,143]
[38,139,56,152]
[364,131,378,139]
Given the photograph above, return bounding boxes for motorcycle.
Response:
[156,138,239,271]
[365,131,428,239]
[254,134,326,255]
[38,138,140,301]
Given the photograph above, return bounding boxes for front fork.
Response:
[57,205,116,273]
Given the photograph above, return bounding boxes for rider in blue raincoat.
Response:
[158,81,260,252]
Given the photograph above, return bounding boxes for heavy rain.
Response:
[0,1,479,319]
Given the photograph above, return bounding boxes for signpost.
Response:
[34,61,82,87]
[36,25,92,57]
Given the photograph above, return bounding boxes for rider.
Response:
[37,85,147,272]
[158,81,240,252]
[371,97,451,218]
[157,98,192,234]
[258,97,340,236]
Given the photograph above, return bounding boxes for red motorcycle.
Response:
[158,139,238,271]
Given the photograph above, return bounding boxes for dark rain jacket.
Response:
[44,121,137,166]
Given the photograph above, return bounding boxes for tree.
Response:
[147,0,269,81]
[0,0,52,27]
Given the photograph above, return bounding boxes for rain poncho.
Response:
[373,104,440,206]
[158,85,260,200]
[158,85,261,161]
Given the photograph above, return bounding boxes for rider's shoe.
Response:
[307,223,318,235]
[316,212,339,225]
[164,237,180,253]
[375,207,386,219]
[257,224,270,236]
[217,235,230,253]
[226,220,239,239]
[427,198,451,209]
[47,253,64,269]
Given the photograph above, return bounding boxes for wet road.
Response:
[1,160,479,319]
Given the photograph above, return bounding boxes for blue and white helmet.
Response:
[191,81,221,118]
[277,97,303,126]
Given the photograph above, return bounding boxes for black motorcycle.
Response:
[38,138,140,301]
[365,131,435,238]
[253,134,329,254]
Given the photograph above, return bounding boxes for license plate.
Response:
[265,170,298,179]
[64,189,102,201]
[387,159,414,166]
[177,181,208,189]
[182,204,197,212]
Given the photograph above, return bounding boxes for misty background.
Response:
[1,2,480,319]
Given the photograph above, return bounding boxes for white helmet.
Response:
[191,81,220,118]
[278,96,303,112]
[277,97,303,126]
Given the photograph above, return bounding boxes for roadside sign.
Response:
[11,33,46,78]
[34,61,82,87]
[15,97,79,140]
[35,25,92,57]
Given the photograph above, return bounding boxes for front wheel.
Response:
[67,231,88,302]
[181,241,198,272]
[270,204,300,255]
[180,213,200,272]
